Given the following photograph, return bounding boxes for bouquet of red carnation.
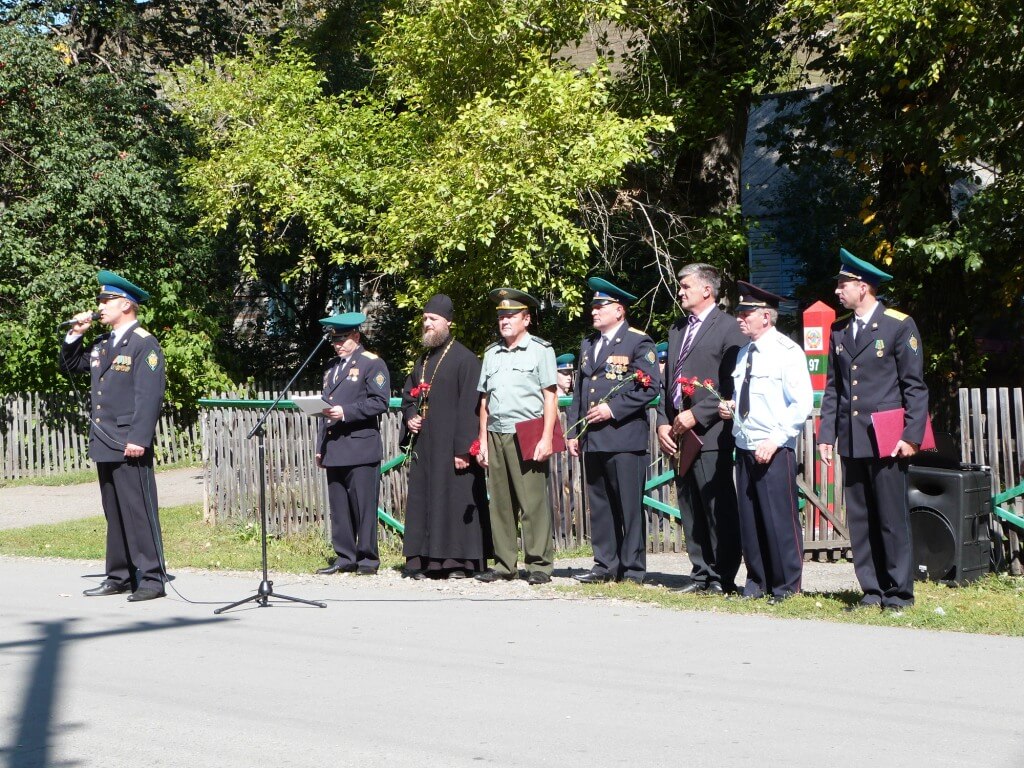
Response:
[469,439,481,457]
[675,376,750,439]
[568,368,654,439]
[403,382,433,462]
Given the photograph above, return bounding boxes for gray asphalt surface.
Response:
[2,556,1022,768]
[2,470,1022,767]
[0,467,204,530]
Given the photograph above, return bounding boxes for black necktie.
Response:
[738,344,756,420]
[332,358,347,385]
[852,319,866,351]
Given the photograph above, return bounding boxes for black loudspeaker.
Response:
[907,465,992,585]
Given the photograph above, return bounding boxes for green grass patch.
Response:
[0,503,405,573]
[556,574,1024,636]
[0,460,200,489]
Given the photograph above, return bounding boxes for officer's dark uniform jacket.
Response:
[61,323,166,461]
[317,346,390,466]
[566,323,660,452]
[817,304,928,457]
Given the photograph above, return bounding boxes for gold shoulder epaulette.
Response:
[133,327,152,339]
[884,308,909,322]
[628,327,645,335]
[533,337,552,348]
[361,350,379,359]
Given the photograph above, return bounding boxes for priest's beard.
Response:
[422,328,451,349]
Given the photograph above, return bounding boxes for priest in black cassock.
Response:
[400,294,490,579]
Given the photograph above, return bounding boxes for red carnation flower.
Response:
[469,439,481,456]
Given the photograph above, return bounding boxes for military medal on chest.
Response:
[875,339,885,357]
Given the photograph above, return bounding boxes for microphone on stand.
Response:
[57,311,101,328]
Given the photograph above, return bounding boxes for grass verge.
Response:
[556,576,1024,636]
[0,503,405,573]
[2,505,1021,636]
[0,460,200,489]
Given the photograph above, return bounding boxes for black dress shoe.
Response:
[671,581,706,594]
[354,566,377,576]
[447,570,469,579]
[526,571,552,585]
[316,561,357,575]
[705,582,725,595]
[83,581,130,597]
[573,570,615,584]
[126,587,164,602]
[474,569,516,583]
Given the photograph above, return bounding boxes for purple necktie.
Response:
[672,315,700,406]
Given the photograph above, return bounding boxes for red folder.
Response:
[514,416,566,458]
[674,429,704,476]
[870,408,936,457]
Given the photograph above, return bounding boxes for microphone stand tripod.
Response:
[214,335,331,614]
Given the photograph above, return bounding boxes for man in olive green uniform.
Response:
[475,288,558,585]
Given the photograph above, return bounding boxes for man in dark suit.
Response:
[567,278,660,584]
[315,312,391,576]
[656,263,747,594]
[817,248,928,612]
[61,270,167,602]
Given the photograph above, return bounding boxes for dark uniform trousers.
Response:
[326,464,380,570]
[676,449,742,590]
[842,457,913,605]
[735,447,803,598]
[583,451,646,580]
[97,456,164,590]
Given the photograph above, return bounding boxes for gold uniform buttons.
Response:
[853,410,859,416]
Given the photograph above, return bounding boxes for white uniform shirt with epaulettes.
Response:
[317,345,391,466]
[730,326,813,451]
[477,333,557,433]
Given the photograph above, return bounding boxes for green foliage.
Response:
[772,0,1024,407]
[0,26,232,406]
[167,4,668,355]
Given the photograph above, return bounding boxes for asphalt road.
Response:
[2,556,1022,768]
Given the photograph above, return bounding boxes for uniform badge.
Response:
[146,351,159,370]
[348,367,360,381]
[374,372,386,390]
[837,344,844,353]
[113,354,133,372]
[645,349,656,364]
[908,335,919,353]
[875,339,885,357]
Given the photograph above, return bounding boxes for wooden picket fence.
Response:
[1,392,198,480]
[958,387,1024,571]
[197,394,845,555]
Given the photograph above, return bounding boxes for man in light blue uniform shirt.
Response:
[475,288,558,585]
[719,281,813,603]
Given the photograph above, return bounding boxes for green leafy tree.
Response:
[0,26,231,409]
[772,0,1024,421]
[166,2,669,355]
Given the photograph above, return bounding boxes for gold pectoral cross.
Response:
[420,402,430,419]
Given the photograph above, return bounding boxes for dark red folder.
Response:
[674,429,704,476]
[871,408,936,457]
[514,417,566,457]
